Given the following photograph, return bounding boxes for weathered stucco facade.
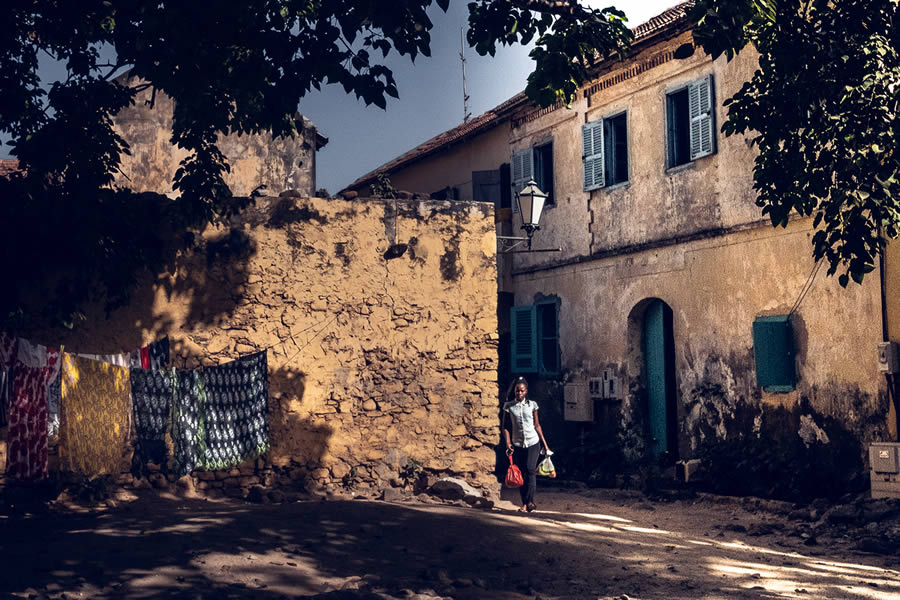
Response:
[341,4,899,497]
[3,196,500,496]
[113,79,327,198]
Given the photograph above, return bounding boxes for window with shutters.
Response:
[583,112,628,191]
[511,142,554,211]
[666,75,715,168]
[510,301,560,377]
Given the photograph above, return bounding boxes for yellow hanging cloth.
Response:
[59,353,131,476]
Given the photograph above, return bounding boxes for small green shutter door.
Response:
[753,315,796,392]
[511,306,537,373]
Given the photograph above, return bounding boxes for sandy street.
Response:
[1,486,899,600]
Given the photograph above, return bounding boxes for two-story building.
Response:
[344,3,900,495]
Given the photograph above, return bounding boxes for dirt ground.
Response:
[1,483,899,600]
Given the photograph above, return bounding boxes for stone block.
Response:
[382,488,403,503]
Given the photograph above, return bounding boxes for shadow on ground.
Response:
[1,490,899,600]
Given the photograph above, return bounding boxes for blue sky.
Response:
[0,1,683,196]
[303,0,683,194]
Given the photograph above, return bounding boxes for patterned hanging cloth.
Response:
[0,332,14,428]
[201,351,269,471]
[171,369,208,477]
[6,338,60,481]
[58,353,131,476]
[130,368,176,476]
[148,337,170,370]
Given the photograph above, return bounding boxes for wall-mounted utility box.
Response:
[564,383,594,422]
[870,442,900,499]
[877,342,900,374]
[588,370,621,401]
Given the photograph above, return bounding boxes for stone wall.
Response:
[112,79,325,198]
[3,196,500,498]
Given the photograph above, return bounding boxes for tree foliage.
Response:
[690,0,900,286]
[0,0,632,328]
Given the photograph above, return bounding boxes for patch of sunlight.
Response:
[708,562,780,579]
[708,557,900,599]
[688,539,715,547]
[840,586,900,600]
[538,510,632,523]
[555,521,620,533]
[806,560,899,576]
[618,525,674,535]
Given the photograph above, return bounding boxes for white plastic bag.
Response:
[537,450,556,478]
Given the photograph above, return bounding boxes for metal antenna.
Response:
[460,28,471,123]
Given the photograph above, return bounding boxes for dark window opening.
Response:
[604,113,628,186]
[666,88,691,168]
[533,143,554,206]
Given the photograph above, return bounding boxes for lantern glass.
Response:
[516,180,547,228]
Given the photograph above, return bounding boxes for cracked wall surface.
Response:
[7,196,500,496]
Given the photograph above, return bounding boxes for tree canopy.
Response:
[0,0,632,328]
[689,0,900,286]
[2,0,898,329]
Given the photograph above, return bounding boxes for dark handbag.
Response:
[504,454,524,488]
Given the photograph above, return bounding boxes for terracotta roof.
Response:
[0,159,21,178]
[343,1,693,193]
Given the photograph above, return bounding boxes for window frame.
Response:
[511,140,555,211]
[510,300,560,377]
[665,74,716,170]
[583,110,629,192]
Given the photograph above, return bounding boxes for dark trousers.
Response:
[513,442,541,505]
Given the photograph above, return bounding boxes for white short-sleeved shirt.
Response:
[503,399,539,448]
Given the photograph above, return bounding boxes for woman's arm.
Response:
[533,408,550,452]
[501,409,513,453]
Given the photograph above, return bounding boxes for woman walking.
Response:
[502,376,551,512]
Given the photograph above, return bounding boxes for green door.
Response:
[643,299,676,459]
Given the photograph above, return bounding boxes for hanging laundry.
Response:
[0,333,13,428]
[130,368,175,476]
[6,338,60,481]
[171,369,208,477]
[46,369,61,438]
[58,353,131,476]
[148,337,170,370]
[201,351,269,471]
[129,349,143,370]
[77,351,132,367]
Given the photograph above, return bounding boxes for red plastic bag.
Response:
[504,454,524,488]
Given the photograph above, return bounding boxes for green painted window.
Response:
[511,301,560,376]
[752,315,796,392]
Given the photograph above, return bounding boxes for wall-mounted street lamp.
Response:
[498,180,561,253]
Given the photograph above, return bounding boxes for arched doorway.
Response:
[642,299,678,460]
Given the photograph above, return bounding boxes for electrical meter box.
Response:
[564,383,593,422]
[870,442,900,499]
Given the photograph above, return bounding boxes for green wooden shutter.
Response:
[752,315,796,392]
[689,75,715,160]
[511,148,533,212]
[582,121,605,191]
[537,301,560,376]
[510,305,537,373]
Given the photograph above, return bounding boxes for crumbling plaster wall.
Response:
[12,196,500,495]
[113,82,320,197]
[514,219,888,462]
